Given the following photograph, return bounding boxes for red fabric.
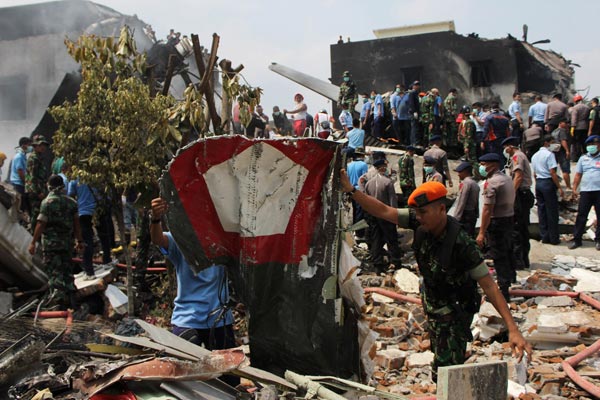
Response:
[293,119,307,137]
[317,130,329,139]
[168,136,335,265]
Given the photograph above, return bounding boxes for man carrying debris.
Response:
[338,176,531,375]
[29,175,83,309]
[150,197,236,350]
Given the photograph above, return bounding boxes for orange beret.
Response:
[407,182,448,207]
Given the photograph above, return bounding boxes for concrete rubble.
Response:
[355,246,600,400]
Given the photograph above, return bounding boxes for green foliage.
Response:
[50,26,178,194]
[223,74,262,128]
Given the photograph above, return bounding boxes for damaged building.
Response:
[0,0,201,156]
[330,21,576,108]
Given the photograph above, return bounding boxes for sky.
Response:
[4,0,600,115]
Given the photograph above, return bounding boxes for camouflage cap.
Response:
[33,135,50,145]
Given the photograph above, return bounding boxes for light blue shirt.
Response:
[347,160,368,188]
[508,101,522,120]
[162,233,234,329]
[10,150,27,186]
[347,128,365,149]
[433,96,443,117]
[373,94,384,119]
[528,102,547,122]
[339,110,352,128]
[397,95,410,120]
[531,146,557,179]
[391,94,402,119]
[360,101,371,119]
[575,151,600,192]
[68,179,96,216]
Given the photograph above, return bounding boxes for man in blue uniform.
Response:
[569,135,600,250]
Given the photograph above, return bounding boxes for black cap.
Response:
[19,137,32,146]
[373,159,386,168]
[454,161,473,172]
[479,153,503,162]
[585,135,600,144]
[372,151,386,160]
[406,145,417,152]
[501,136,519,147]
[423,155,437,165]
[412,80,421,86]
[429,135,442,142]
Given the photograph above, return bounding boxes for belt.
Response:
[537,177,552,180]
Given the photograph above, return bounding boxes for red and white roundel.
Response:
[166,136,337,265]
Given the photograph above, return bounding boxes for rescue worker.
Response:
[458,105,478,166]
[364,159,402,272]
[25,135,50,233]
[570,94,590,161]
[483,102,510,156]
[29,175,83,309]
[531,135,565,245]
[423,156,443,183]
[338,176,531,375]
[569,135,600,250]
[423,135,453,187]
[338,71,357,109]
[476,152,515,302]
[338,103,353,133]
[419,91,435,145]
[451,162,479,237]
[314,109,331,139]
[502,137,534,269]
[398,146,416,203]
[507,92,524,143]
[443,88,459,150]
[360,93,372,135]
[588,98,600,136]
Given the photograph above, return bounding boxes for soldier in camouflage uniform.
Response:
[338,71,357,110]
[458,106,480,176]
[419,92,435,146]
[398,146,416,203]
[339,176,532,376]
[29,175,83,309]
[443,89,459,150]
[25,136,50,233]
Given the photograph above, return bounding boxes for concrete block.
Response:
[437,361,507,400]
[406,351,434,368]
[535,296,574,307]
[374,348,408,370]
[571,268,600,292]
[393,268,420,293]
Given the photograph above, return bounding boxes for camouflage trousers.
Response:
[428,313,474,374]
[444,121,458,148]
[28,194,42,234]
[43,250,76,309]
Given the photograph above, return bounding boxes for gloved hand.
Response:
[570,127,575,136]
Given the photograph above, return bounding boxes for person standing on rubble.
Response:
[450,162,479,237]
[398,146,416,202]
[283,93,307,137]
[29,175,83,309]
[531,135,565,246]
[364,159,402,272]
[569,135,600,251]
[25,136,50,233]
[149,197,236,351]
[502,137,534,269]
[476,152,516,301]
[423,135,453,187]
[338,176,532,375]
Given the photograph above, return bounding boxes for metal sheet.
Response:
[135,319,211,359]
[268,62,340,101]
